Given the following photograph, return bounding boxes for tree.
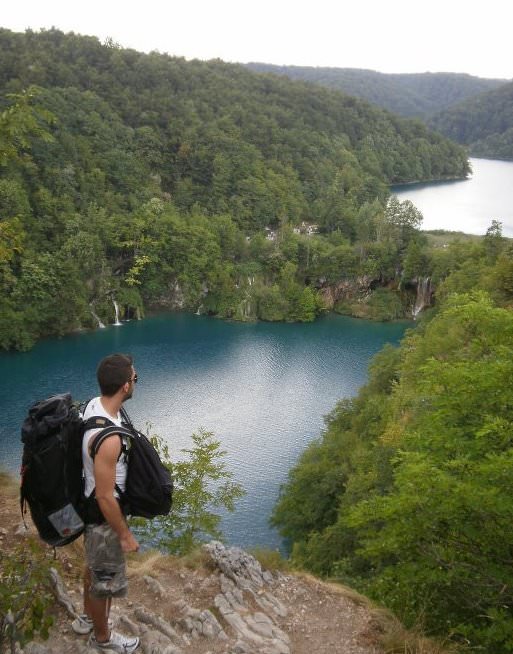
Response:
[0,87,53,166]
[0,540,55,652]
[141,429,245,555]
[483,219,505,261]
[343,295,513,649]
[402,238,431,280]
[384,196,423,251]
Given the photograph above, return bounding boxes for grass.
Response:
[0,469,18,496]
[127,550,170,577]
[248,546,290,572]
[291,571,462,653]
[127,544,213,577]
[423,230,483,248]
[378,616,463,654]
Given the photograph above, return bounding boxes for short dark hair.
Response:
[97,353,134,396]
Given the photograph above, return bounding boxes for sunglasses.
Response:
[128,373,138,384]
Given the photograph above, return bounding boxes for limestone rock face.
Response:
[204,542,290,654]
[319,276,374,308]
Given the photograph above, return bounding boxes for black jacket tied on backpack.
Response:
[20,394,85,546]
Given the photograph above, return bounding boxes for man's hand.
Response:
[120,531,139,553]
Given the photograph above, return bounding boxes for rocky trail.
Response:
[1,479,385,654]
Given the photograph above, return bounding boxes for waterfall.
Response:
[412,277,432,319]
[90,309,106,329]
[239,297,251,319]
[195,304,204,316]
[113,299,122,326]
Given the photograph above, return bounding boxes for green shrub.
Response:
[0,541,55,651]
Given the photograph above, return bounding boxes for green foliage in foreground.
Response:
[134,429,245,555]
[272,263,513,651]
[0,541,55,651]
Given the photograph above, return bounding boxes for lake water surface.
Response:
[0,313,409,549]
[394,158,513,237]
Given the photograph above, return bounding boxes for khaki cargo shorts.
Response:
[84,523,128,598]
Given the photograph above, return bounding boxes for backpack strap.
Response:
[119,406,135,430]
[88,423,134,461]
[84,415,116,433]
[84,420,134,523]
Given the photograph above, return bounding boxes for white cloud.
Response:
[2,0,512,79]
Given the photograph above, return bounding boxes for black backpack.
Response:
[88,407,173,521]
[20,394,86,546]
[20,395,173,547]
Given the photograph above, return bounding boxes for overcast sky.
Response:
[3,0,512,80]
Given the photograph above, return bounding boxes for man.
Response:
[72,353,140,653]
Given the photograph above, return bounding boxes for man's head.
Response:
[97,353,137,399]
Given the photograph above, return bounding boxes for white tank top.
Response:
[81,397,129,499]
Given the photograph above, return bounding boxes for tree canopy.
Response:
[245,63,507,119]
[0,28,471,350]
[429,81,513,160]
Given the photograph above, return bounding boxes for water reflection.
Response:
[393,158,513,236]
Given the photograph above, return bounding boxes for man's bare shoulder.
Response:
[94,434,122,463]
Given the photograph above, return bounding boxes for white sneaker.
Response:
[88,631,140,653]
[71,613,113,635]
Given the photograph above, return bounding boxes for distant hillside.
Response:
[428,81,513,160]
[0,28,470,349]
[245,63,507,118]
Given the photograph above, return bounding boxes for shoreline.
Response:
[390,173,470,188]
[3,304,417,354]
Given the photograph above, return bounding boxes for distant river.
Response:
[393,158,513,237]
[0,313,409,550]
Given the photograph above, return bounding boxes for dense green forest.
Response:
[0,28,470,350]
[429,81,513,159]
[245,63,507,118]
[272,227,513,653]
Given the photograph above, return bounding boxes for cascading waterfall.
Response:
[412,277,432,319]
[113,299,122,326]
[238,296,252,319]
[90,308,105,329]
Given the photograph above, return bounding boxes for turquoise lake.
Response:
[0,313,409,549]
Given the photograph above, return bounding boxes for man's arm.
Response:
[93,436,139,552]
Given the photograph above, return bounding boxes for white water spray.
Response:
[412,277,432,319]
[113,299,122,326]
[90,309,106,329]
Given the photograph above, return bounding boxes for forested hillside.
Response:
[245,63,507,118]
[0,28,470,350]
[429,81,513,159]
[272,229,513,653]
